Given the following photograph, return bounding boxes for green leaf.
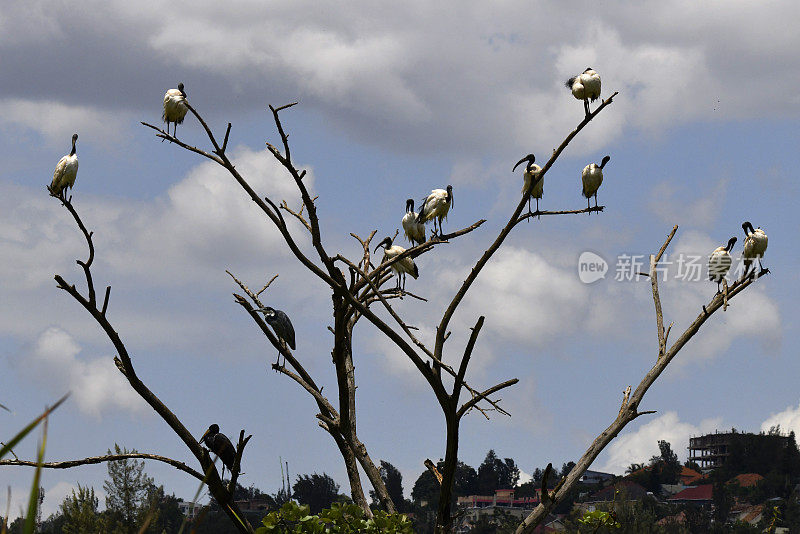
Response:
[0,394,68,460]
[22,417,48,534]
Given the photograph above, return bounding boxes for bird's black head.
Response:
[742,221,754,235]
[513,154,535,172]
[406,198,414,213]
[446,184,454,207]
[726,237,737,252]
[200,423,219,444]
[600,155,611,168]
[177,82,186,96]
[584,67,594,73]
[256,306,276,319]
[72,133,78,143]
[374,237,392,252]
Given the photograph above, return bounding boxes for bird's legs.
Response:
[584,99,591,116]
[536,198,541,219]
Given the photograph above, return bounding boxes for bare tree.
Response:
[2,79,769,534]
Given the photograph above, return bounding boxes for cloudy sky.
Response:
[2,0,799,520]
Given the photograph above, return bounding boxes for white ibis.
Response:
[49,133,79,198]
[581,155,610,211]
[401,199,426,246]
[162,82,188,137]
[513,154,543,216]
[566,68,601,115]
[708,237,737,292]
[417,185,453,237]
[375,236,418,291]
[742,221,768,275]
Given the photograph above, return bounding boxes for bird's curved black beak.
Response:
[199,429,211,443]
[513,156,528,172]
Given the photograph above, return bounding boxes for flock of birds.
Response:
[46,73,769,473]
[708,222,769,292]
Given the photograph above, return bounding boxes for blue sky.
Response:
[1,0,799,520]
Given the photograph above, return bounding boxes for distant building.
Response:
[668,484,713,507]
[455,489,539,532]
[688,431,790,469]
[574,480,649,514]
[177,501,205,520]
[580,470,615,485]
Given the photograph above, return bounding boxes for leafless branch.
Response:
[515,227,769,533]
[0,454,204,480]
[516,205,604,223]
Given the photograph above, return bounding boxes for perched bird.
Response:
[162,82,188,137]
[200,424,236,478]
[50,133,79,198]
[255,306,296,366]
[375,236,419,291]
[566,68,602,115]
[708,237,737,293]
[513,153,543,216]
[581,155,611,211]
[417,185,454,236]
[742,221,768,275]
[401,199,426,246]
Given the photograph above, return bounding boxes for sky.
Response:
[1,0,799,521]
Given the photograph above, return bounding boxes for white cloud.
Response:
[19,327,145,417]
[649,179,729,228]
[761,401,800,436]
[3,1,799,156]
[598,412,721,474]
[0,99,129,148]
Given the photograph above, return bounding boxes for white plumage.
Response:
[417,185,453,236]
[50,133,79,197]
[742,221,768,275]
[375,237,419,290]
[581,155,610,210]
[401,199,426,246]
[162,82,188,137]
[513,154,543,215]
[566,68,601,115]
[708,237,736,292]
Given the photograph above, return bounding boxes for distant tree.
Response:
[103,444,155,534]
[292,473,343,514]
[60,484,103,534]
[477,450,520,494]
[626,463,645,475]
[684,460,702,472]
[141,484,184,534]
[656,440,681,484]
[370,461,409,512]
[561,461,576,479]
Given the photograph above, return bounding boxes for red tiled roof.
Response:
[728,473,764,488]
[679,466,705,484]
[669,484,713,501]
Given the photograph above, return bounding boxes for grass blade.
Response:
[0,394,68,460]
[2,486,10,534]
[22,417,48,534]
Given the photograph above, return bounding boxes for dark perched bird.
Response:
[50,133,79,197]
[162,82,188,137]
[255,306,296,365]
[708,237,737,293]
[200,424,236,478]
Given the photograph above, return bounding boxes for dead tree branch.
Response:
[0,454,204,480]
[514,227,769,534]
